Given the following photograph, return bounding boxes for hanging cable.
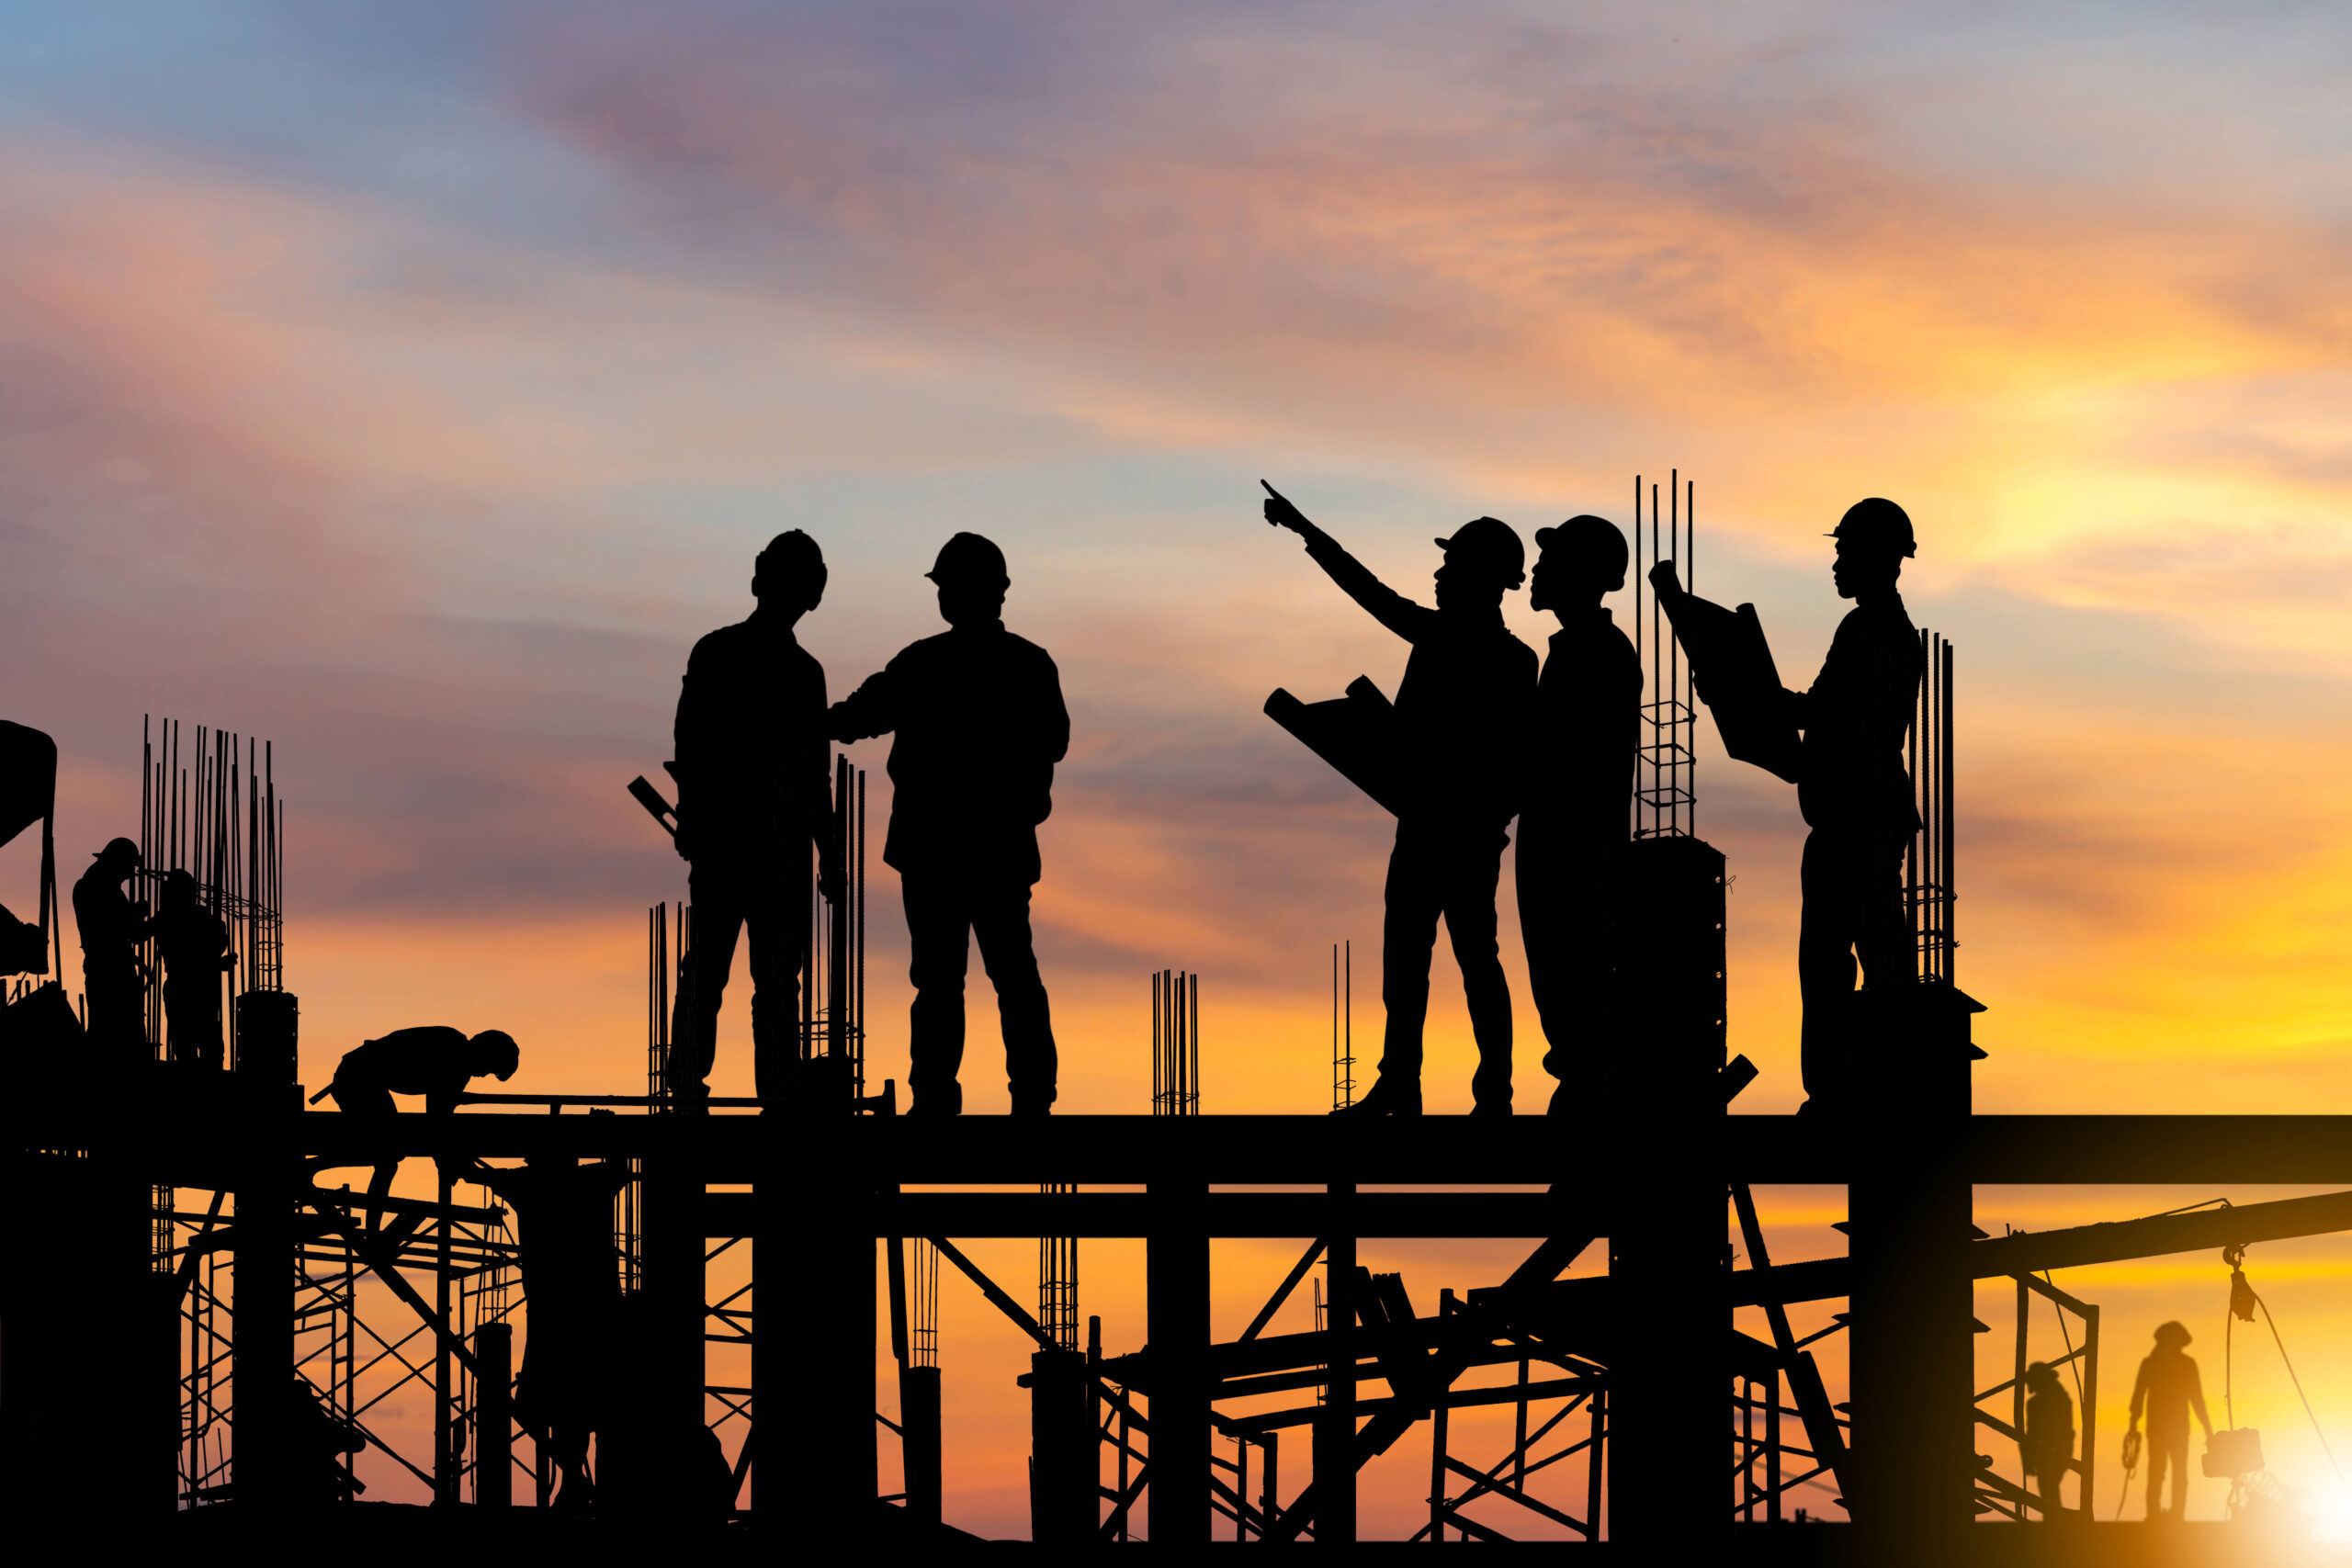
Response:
[2254,1285,2343,1487]
[2221,1243,2343,1487]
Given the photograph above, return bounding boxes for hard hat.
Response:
[93,836,141,865]
[1433,516,1527,590]
[926,531,1010,587]
[1532,515,1629,581]
[2154,1320,2192,1348]
[1827,498,1917,558]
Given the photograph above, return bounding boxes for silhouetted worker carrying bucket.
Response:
[476,1151,630,1511]
[1261,481,1536,1116]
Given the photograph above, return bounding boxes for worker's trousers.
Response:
[1797,824,1911,1101]
[903,873,1057,1112]
[1380,820,1514,1110]
[675,852,808,1106]
[1515,829,1621,1104]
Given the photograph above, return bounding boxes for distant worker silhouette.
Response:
[305,1026,519,1236]
[1784,500,1925,1113]
[2022,1359,2075,1519]
[72,836,148,1056]
[288,1375,366,1506]
[1519,517,1640,1118]
[831,532,1070,1117]
[476,1153,628,1511]
[2128,1320,2211,1523]
[154,868,234,1069]
[1263,490,1537,1115]
[671,529,841,1111]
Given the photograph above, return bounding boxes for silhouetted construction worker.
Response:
[1263,490,1537,1115]
[307,1026,519,1235]
[671,529,840,1111]
[2129,1320,2211,1522]
[476,1154,628,1511]
[831,532,1069,1117]
[154,868,233,1069]
[288,1375,366,1506]
[1519,517,1639,1118]
[1786,499,1925,1113]
[2023,1359,2075,1519]
[72,836,147,1055]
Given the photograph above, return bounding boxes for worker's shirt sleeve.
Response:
[673,635,715,805]
[1303,536,1436,644]
[831,660,903,742]
[2129,1361,2148,1420]
[1038,651,1071,768]
[802,656,832,845]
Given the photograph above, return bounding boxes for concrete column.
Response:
[1316,1193,1357,1544]
[475,1322,513,1507]
[1027,1347,1092,1542]
[1846,983,1982,1568]
[901,1363,943,1527]
[232,1119,297,1513]
[1147,1179,1209,1545]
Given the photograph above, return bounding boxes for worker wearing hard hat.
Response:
[831,533,1071,1117]
[2128,1320,2212,1522]
[1518,517,1641,1118]
[1262,488,1538,1116]
[73,836,149,1057]
[1788,499,1927,1114]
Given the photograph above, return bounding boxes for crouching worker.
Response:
[306,1026,519,1236]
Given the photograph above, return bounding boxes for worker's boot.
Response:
[1332,1074,1420,1117]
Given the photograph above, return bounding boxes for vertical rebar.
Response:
[1943,637,1957,988]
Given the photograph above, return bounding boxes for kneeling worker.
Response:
[308,1026,519,1235]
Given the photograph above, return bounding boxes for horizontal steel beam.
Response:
[31,1108,2352,1186]
[701,1190,1572,1239]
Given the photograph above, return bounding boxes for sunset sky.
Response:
[6,0,2352,1535]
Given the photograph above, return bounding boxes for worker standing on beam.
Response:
[831,532,1070,1117]
[1781,499,1924,1115]
[305,1025,519,1236]
[2128,1320,2211,1523]
[154,868,234,1069]
[71,836,148,1057]
[1518,517,1640,1118]
[1262,489,1537,1116]
[670,528,842,1111]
